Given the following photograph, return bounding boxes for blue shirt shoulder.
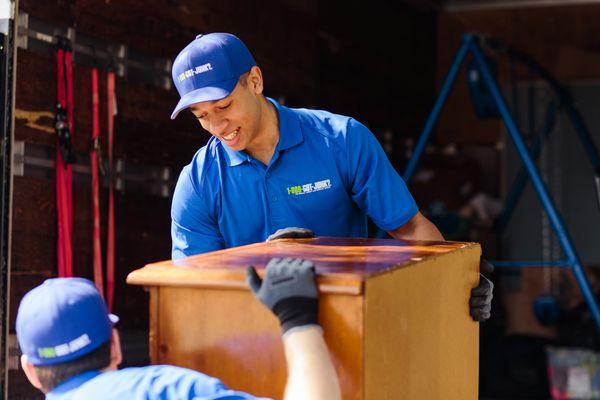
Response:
[292,107,351,139]
[292,107,418,230]
[46,365,269,400]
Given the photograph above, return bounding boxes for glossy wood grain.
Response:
[127,237,472,295]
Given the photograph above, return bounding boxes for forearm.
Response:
[387,211,445,241]
[282,326,341,400]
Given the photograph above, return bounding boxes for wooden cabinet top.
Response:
[127,237,478,295]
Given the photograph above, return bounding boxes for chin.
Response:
[224,141,245,152]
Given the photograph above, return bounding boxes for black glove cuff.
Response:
[272,296,318,333]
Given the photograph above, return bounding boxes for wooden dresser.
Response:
[127,237,481,399]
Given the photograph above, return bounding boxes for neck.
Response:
[246,97,279,165]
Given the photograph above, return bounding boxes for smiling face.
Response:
[189,66,267,152]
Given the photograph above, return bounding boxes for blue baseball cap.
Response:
[16,278,119,366]
[170,33,257,119]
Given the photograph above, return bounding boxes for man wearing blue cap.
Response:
[16,259,341,399]
[169,33,493,322]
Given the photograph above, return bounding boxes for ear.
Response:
[20,355,43,391]
[247,66,264,95]
[105,329,122,371]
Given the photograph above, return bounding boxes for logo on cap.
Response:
[38,334,92,359]
[177,63,214,83]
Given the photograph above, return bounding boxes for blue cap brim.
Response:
[170,76,239,119]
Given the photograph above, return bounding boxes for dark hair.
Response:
[33,341,111,393]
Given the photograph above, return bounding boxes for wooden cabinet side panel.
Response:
[322,294,364,400]
[364,245,481,400]
[155,287,363,400]
[149,287,159,364]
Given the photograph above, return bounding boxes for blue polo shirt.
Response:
[171,99,418,259]
[46,365,268,399]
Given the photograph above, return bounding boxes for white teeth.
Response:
[223,128,239,141]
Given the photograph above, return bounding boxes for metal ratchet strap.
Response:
[106,71,116,311]
[90,67,105,296]
[55,40,75,277]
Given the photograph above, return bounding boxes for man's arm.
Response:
[388,211,444,241]
[247,258,341,400]
[282,326,340,400]
[171,166,225,259]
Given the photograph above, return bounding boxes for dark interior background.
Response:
[9,1,600,398]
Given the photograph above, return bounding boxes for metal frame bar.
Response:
[16,12,172,90]
[402,35,472,182]
[492,260,570,268]
[444,0,600,12]
[503,45,600,210]
[404,34,600,330]
[0,0,16,395]
[12,141,175,198]
[495,101,557,231]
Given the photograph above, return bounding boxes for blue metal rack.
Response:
[403,34,600,330]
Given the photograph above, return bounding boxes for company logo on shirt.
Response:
[287,179,332,195]
[177,63,213,82]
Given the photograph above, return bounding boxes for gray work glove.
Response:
[470,259,494,322]
[266,227,315,242]
[247,257,319,333]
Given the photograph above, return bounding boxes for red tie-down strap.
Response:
[55,39,75,277]
[106,71,116,311]
[90,67,105,296]
[89,68,116,310]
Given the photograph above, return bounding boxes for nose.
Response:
[208,116,229,136]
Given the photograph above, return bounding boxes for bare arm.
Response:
[247,259,341,400]
[282,326,341,400]
[388,211,444,241]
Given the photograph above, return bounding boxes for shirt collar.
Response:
[222,97,304,166]
[270,98,304,151]
[46,370,101,399]
[222,143,249,167]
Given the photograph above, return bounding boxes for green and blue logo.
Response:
[287,179,332,196]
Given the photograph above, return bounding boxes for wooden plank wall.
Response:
[9,0,436,398]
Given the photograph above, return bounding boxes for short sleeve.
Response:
[345,118,418,231]
[171,164,225,259]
